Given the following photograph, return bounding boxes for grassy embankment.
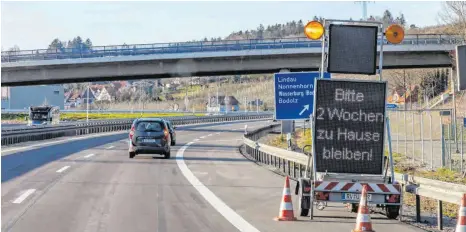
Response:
[264,129,463,217]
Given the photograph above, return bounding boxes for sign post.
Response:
[312,79,387,175]
[274,72,330,120]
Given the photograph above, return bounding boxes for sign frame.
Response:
[327,24,379,75]
[273,71,331,120]
[311,78,388,176]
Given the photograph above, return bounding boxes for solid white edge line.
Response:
[12,189,36,204]
[195,139,242,143]
[84,154,95,158]
[56,166,70,173]
[176,142,260,232]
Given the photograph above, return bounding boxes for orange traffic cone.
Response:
[274,176,297,221]
[456,193,466,232]
[352,185,374,232]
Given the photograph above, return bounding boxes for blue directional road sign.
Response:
[386,103,398,109]
[464,118,466,128]
[274,72,330,120]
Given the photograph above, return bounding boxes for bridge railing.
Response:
[2,34,463,63]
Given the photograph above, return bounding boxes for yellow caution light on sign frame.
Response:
[304,21,324,40]
[385,24,405,44]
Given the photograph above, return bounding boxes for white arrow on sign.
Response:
[299,105,310,116]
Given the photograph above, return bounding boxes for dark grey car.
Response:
[128,118,171,159]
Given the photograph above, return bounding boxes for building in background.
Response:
[206,95,240,113]
[1,85,64,110]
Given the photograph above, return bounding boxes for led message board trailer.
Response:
[312,78,387,174]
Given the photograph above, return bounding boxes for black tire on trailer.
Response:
[300,208,309,217]
[297,180,310,217]
[129,152,136,159]
[386,205,400,219]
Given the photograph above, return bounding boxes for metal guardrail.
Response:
[1,112,272,132]
[242,123,465,229]
[1,34,463,63]
[1,113,273,146]
[1,109,274,114]
[243,123,311,179]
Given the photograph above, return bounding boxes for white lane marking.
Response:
[216,132,221,135]
[83,154,95,158]
[56,166,70,173]
[195,139,242,143]
[12,189,36,204]
[200,136,206,139]
[2,131,124,154]
[106,145,115,149]
[176,142,260,232]
[208,134,213,137]
[193,139,199,142]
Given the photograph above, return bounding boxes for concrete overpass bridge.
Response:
[1,34,463,86]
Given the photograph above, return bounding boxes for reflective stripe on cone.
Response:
[456,193,466,232]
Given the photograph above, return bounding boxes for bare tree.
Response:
[439,1,466,40]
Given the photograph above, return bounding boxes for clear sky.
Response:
[1,1,444,50]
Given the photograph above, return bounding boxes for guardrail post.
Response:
[437,200,443,230]
[441,125,446,167]
[415,195,421,222]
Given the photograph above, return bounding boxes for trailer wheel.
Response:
[300,208,309,217]
[350,203,359,213]
[386,205,400,219]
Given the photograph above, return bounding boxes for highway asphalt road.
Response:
[1,120,426,232]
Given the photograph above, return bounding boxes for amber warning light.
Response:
[304,21,324,40]
[385,24,405,44]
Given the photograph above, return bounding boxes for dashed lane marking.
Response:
[12,189,36,204]
[56,166,70,173]
[83,154,95,158]
[106,145,115,149]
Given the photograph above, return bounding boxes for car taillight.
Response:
[129,124,135,139]
[164,129,169,140]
